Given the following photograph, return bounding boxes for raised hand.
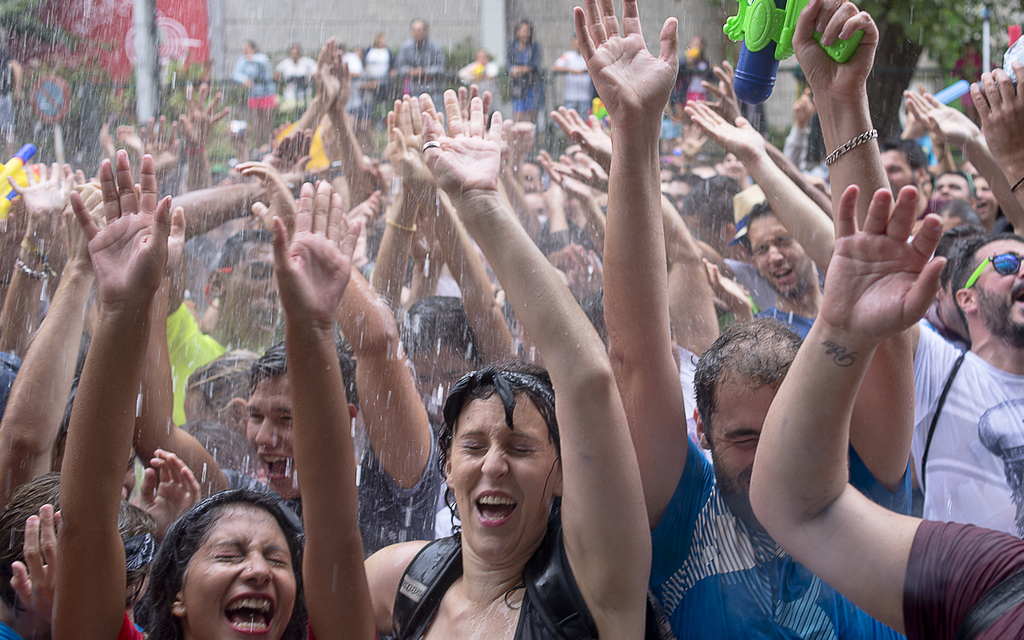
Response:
[315,38,351,112]
[141,115,180,177]
[971,62,1024,172]
[421,91,504,201]
[904,90,980,148]
[238,161,298,233]
[272,181,359,328]
[792,88,816,130]
[69,151,171,309]
[386,95,434,186]
[685,100,765,164]
[551,106,613,171]
[793,0,877,100]
[179,83,230,151]
[819,185,945,343]
[133,449,201,541]
[10,504,59,635]
[701,61,742,126]
[263,128,312,178]
[574,0,678,127]
[14,163,77,238]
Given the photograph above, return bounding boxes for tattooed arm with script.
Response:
[748,184,946,635]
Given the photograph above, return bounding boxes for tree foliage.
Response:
[857,0,1024,137]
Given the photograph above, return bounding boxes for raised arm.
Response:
[0,192,93,510]
[0,164,76,357]
[795,0,883,225]
[133,206,227,496]
[56,151,171,640]
[275,182,375,640]
[970,62,1024,219]
[687,101,835,272]
[336,267,432,489]
[750,185,945,634]
[422,85,650,639]
[432,191,515,362]
[582,0,687,527]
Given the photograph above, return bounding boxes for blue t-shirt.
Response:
[756,306,815,339]
[651,439,909,639]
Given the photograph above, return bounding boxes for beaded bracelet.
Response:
[14,258,53,281]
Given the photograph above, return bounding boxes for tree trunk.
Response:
[868,19,924,140]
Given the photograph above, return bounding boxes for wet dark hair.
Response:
[0,473,156,610]
[738,200,776,251]
[437,361,558,518]
[937,199,981,227]
[950,232,1024,324]
[879,138,927,171]
[403,296,481,367]
[139,489,306,640]
[682,175,742,241]
[187,350,260,417]
[936,224,986,289]
[694,319,801,439]
[217,230,274,270]
[249,339,359,408]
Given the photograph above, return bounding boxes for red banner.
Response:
[47,0,208,79]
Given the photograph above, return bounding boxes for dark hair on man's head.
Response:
[694,319,802,438]
[403,296,481,367]
[879,138,927,171]
[249,339,359,408]
[937,224,986,288]
[950,232,1024,323]
[140,490,306,640]
[937,170,975,198]
[437,361,558,521]
[187,350,260,417]
[0,473,157,610]
[217,229,274,270]
[682,175,741,241]
[938,199,981,227]
[738,200,776,251]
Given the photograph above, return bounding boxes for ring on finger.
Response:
[423,141,441,152]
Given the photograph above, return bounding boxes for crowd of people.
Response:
[0,0,1021,638]
[230,18,598,154]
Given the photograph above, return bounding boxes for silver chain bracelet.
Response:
[825,129,878,166]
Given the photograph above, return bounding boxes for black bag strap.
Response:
[954,568,1024,640]
[391,535,462,640]
[921,352,967,492]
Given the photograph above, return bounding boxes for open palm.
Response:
[273,181,358,328]
[575,0,677,125]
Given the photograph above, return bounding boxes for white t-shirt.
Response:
[276,56,316,102]
[364,47,391,79]
[911,323,1024,536]
[553,50,591,103]
[342,52,364,111]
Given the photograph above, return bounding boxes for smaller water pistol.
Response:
[591,97,608,122]
[0,144,37,231]
[723,0,864,104]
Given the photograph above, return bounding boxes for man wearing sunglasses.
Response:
[910,233,1024,537]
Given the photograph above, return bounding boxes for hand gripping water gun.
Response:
[723,0,864,104]
[0,144,37,231]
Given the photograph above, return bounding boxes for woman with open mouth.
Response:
[356,6,657,626]
[52,153,375,640]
